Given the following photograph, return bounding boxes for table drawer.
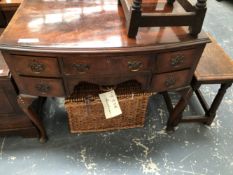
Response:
[6,55,60,77]
[151,70,190,91]
[63,55,153,76]
[155,49,197,73]
[17,77,65,97]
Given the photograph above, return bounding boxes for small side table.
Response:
[163,35,233,127]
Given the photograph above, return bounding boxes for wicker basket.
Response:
[65,81,152,133]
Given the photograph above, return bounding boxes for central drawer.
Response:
[62,55,154,76]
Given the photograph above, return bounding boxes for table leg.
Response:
[17,94,47,143]
[204,82,232,125]
[166,87,193,131]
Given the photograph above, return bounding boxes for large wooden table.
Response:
[0,0,210,142]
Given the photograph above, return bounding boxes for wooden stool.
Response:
[163,35,233,128]
[119,0,207,38]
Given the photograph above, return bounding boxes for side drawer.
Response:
[5,54,60,77]
[63,55,154,76]
[16,77,65,97]
[155,49,197,73]
[151,70,190,92]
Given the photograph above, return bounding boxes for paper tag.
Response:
[99,90,122,119]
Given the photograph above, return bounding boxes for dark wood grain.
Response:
[0,0,210,139]
[17,77,65,97]
[6,54,60,77]
[151,69,190,91]
[155,48,198,73]
[0,0,209,53]
[63,54,154,76]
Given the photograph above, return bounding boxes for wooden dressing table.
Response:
[0,0,210,142]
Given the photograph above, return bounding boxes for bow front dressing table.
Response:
[0,0,210,142]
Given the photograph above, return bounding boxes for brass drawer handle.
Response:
[29,61,45,73]
[128,61,143,72]
[171,55,184,67]
[165,76,176,87]
[35,83,51,94]
[73,63,90,74]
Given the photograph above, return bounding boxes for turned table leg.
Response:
[127,0,142,38]
[17,94,47,143]
[189,0,207,36]
[166,87,193,131]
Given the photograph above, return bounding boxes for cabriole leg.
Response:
[17,94,47,143]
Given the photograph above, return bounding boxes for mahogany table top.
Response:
[0,0,210,53]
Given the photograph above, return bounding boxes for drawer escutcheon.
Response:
[165,76,176,87]
[128,61,143,72]
[72,63,90,74]
[29,61,45,74]
[35,83,51,94]
[171,55,184,67]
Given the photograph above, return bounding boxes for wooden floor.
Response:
[0,0,233,174]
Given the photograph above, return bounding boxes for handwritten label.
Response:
[99,90,122,119]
